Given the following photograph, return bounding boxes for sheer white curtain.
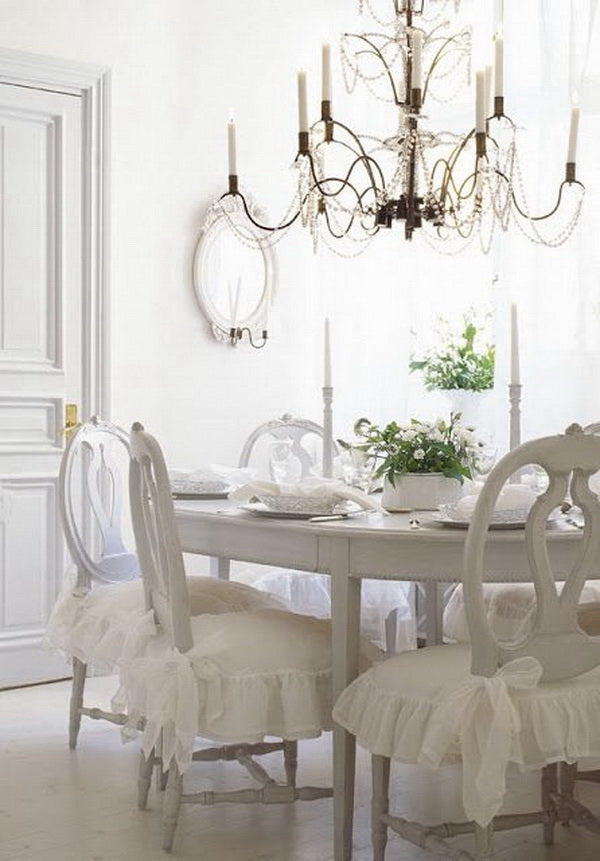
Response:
[407,0,600,447]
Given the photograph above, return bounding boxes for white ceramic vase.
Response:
[439,388,492,430]
[381,473,462,511]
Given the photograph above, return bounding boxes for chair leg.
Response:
[162,762,183,852]
[138,750,154,810]
[372,754,391,861]
[559,762,577,827]
[68,657,87,749]
[541,763,558,844]
[283,740,298,788]
[474,823,493,859]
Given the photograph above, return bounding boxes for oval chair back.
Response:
[239,413,339,480]
[59,417,138,589]
[128,422,193,653]
[464,423,600,681]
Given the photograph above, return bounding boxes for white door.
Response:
[0,82,83,687]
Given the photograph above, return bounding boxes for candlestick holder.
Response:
[229,327,268,349]
[322,385,334,478]
[509,383,522,450]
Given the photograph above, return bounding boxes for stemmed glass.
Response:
[342,446,374,493]
[468,441,497,483]
[269,438,294,484]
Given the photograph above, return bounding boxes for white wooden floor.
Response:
[2,675,600,861]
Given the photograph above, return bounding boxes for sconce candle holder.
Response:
[229,326,269,349]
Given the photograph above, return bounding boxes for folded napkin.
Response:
[169,464,255,488]
[453,482,538,520]
[229,477,383,512]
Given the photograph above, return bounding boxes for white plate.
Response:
[172,491,230,500]
[432,514,527,530]
[240,502,358,520]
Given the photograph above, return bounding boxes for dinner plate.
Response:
[240,502,358,520]
[431,514,527,530]
[172,491,230,500]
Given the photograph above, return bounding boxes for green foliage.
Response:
[339,414,480,485]
[410,317,495,392]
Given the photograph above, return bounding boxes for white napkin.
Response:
[453,483,538,519]
[229,477,383,512]
[169,464,255,488]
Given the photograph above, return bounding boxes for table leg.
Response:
[331,538,361,861]
[425,581,443,646]
[209,557,230,580]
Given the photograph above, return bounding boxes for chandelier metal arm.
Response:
[342,33,402,104]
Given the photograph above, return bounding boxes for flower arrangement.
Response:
[340,414,480,486]
[409,315,495,392]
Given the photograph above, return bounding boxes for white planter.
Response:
[439,388,492,431]
[381,473,462,511]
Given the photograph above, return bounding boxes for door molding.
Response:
[0,47,110,420]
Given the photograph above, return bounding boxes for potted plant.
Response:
[340,414,480,511]
[409,314,495,428]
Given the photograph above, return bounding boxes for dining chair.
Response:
[46,417,285,749]
[333,424,600,860]
[119,422,369,851]
[444,421,600,647]
[233,413,414,654]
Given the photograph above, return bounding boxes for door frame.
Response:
[0,47,110,421]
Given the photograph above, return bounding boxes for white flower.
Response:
[413,448,426,460]
[428,428,444,443]
[402,429,417,441]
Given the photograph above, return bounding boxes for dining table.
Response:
[173,498,583,861]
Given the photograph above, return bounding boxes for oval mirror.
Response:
[193,194,275,344]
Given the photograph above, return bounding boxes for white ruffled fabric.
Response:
[444,580,600,645]
[333,643,600,827]
[114,609,360,774]
[44,575,286,673]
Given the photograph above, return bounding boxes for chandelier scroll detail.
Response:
[220,0,585,256]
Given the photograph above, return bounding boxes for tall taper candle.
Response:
[567,105,580,163]
[322,44,332,102]
[510,303,520,385]
[227,118,237,175]
[494,34,504,98]
[411,30,423,91]
[476,70,486,133]
[324,317,332,387]
[297,70,308,133]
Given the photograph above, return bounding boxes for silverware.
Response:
[309,513,349,522]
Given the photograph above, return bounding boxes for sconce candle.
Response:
[567,105,580,163]
[227,118,237,175]
[297,70,308,134]
[510,303,520,385]
[322,44,332,102]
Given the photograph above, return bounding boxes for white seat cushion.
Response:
[116,609,380,772]
[44,576,286,672]
[444,580,600,644]
[333,644,600,825]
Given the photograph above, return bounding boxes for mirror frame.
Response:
[193,194,276,344]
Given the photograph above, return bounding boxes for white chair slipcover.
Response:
[333,426,600,859]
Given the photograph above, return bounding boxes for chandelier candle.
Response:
[567,105,580,170]
[411,29,423,107]
[322,43,332,102]
[322,318,333,478]
[227,118,237,194]
[297,70,309,155]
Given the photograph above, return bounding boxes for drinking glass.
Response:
[269,438,294,484]
[468,442,497,482]
[342,446,374,493]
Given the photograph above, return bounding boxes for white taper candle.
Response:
[567,106,580,163]
[476,70,486,133]
[297,70,308,133]
[510,303,520,385]
[411,30,423,91]
[494,35,504,98]
[324,317,332,387]
[227,118,237,175]
[322,43,332,102]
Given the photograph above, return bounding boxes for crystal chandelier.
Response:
[221,0,585,255]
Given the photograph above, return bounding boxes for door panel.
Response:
[0,83,83,686]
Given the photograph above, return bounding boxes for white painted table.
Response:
[174,499,582,861]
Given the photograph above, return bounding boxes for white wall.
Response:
[0,0,427,467]
[2,1,594,468]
